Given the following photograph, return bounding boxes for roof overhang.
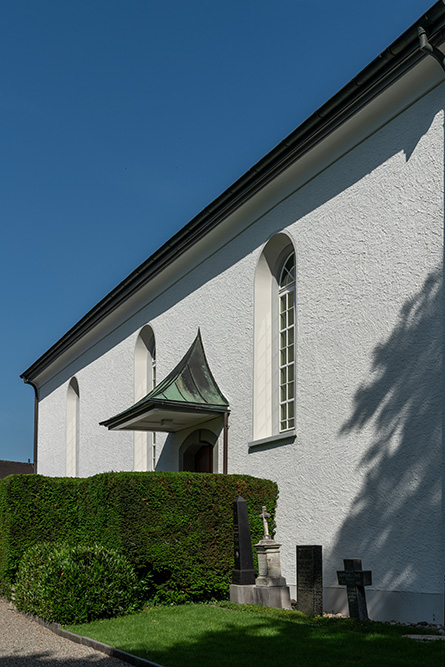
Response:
[100,330,229,433]
[102,401,227,433]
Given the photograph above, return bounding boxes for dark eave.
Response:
[21,2,445,383]
[100,400,227,433]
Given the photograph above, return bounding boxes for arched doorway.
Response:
[179,429,218,473]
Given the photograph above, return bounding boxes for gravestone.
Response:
[337,558,372,621]
[230,500,290,609]
[296,545,323,615]
[255,506,286,587]
[231,496,256,585]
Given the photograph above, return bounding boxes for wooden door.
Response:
[194,444,213,473]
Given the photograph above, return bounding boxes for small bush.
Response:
[14,542,143,624]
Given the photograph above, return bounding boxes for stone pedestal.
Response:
[255,538,287,587]
[230,584,256,605]
[230,582,291,609]
[229,504,290,610]
[254,537,291,609]
[254,585,292,609]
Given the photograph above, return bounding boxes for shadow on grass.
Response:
[84,607,444,667]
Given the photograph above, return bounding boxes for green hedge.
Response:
[0,472,278,602]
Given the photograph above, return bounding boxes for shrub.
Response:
[14,542,143,624]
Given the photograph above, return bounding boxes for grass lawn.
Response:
[66,602,444,667]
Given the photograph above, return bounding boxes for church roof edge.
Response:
[21,1,445,383]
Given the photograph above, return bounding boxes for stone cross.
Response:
[337,558,372,621]
[259,506,271,539]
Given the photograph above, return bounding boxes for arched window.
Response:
[253,234,296,441]
[278,252,296,432]
[134,326,156,471]
[66,377,79,476]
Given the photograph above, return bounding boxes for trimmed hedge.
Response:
[0,472,278,603]
[0,475,84,590]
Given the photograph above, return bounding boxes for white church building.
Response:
[22,4,445,624]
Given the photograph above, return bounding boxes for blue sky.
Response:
[1,0,436,462]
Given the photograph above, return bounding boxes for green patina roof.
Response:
[101,330,229,431]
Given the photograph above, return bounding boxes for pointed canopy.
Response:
[100,330,229,433]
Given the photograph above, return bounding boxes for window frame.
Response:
[253,234,296,444]
[277,251,296,433]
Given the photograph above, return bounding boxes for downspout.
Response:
[419,18,445,632]
[223,412,229,474]
[418,26,445,72]
[23,379,38,474]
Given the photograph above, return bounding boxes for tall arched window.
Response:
[134,326,156,471]
[278,252,296,432]
[66,377,79,476]
[253,234,296,441]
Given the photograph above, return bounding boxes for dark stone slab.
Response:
[296,545,323,615]
[337,558,372,621]
[232,496,256,585]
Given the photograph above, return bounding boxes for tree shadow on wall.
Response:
[330,268,443,606]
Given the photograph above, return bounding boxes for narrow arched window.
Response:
[253,234,296,441]
[278,252,295,432]
[134,326,156,471]
[66,378,79,476]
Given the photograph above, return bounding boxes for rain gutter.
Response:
[23,379,38,473]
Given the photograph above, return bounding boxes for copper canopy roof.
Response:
[100,330,229,433]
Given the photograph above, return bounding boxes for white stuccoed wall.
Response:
[35,76,444,624]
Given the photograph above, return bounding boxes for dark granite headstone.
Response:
[296,545,323,615]
[232,496,256,585]
[337,558,372,621]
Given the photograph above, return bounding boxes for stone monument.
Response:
[231,496,256,585]
[296,545,323,615]
[255,507,287,587]
[253,507,291,609]
[230,500,291,609]
[337,558,372,620]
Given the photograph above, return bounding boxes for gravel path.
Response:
[0,598,128,667]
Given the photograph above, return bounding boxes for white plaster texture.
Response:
[33,72,444,624]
